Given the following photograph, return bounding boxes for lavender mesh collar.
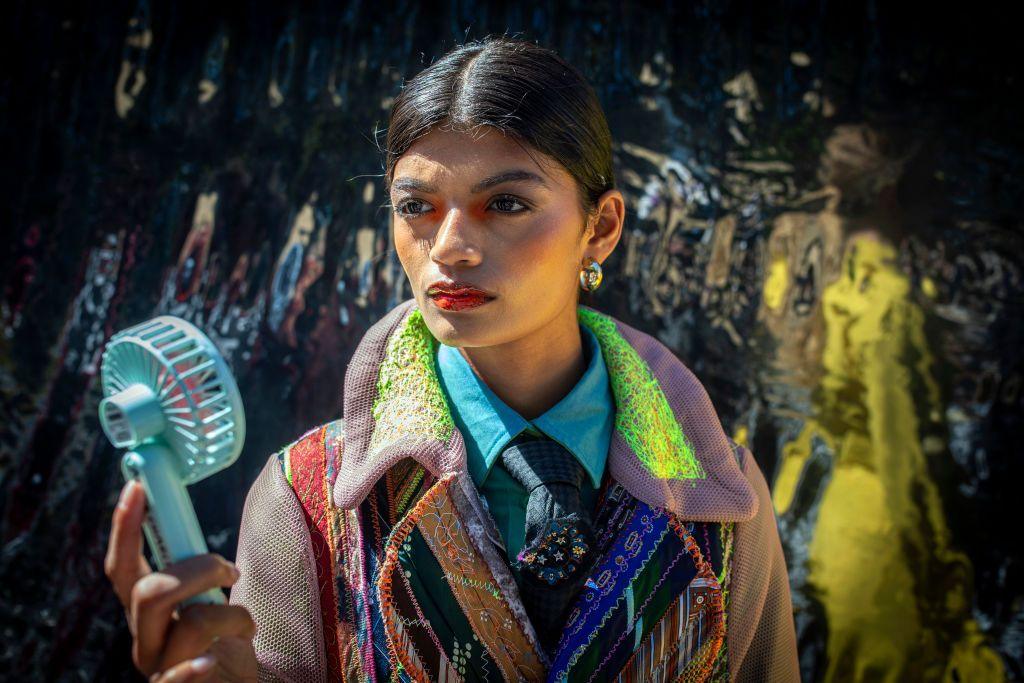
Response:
[333,298,758,523]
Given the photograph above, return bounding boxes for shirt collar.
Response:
[435,323,614,489]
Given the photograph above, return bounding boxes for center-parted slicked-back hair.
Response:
[384,36,615,218]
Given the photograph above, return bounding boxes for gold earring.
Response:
[579,256,603,292]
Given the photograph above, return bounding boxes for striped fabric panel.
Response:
[333,504,376,681]
[285,425,346,680]
[583,525,703,681]
[629,518,726,682]
[615,576,720,682]
[360,487,398,681]
[386,457,429,522]
[548,503,673,680]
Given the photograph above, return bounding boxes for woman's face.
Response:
[390,127,608,348]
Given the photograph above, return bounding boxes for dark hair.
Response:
[383,36,615,220]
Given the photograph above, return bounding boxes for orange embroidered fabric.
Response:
[415,478,546,682]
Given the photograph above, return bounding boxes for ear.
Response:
[582,189,626,265]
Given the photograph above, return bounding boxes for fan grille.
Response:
[101,316,245,482]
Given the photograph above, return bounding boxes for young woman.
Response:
[106,37,799,682]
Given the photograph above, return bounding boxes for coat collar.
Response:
[333,298,758,522]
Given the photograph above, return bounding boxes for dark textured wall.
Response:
[2,1,1021,680]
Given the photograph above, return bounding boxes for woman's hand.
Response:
[105,480,259,681]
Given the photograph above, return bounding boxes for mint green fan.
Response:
[98,316,246,606]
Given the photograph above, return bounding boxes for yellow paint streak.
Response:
[763,253,789,312]
[922,276,938,299]
[772,234,1004,681]
[772,423,830,516]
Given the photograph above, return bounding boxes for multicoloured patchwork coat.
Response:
[229,299,800,682]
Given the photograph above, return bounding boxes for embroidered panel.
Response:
[335,503,376,681]
[415,481,546,682]
[324,418,377,680]
[577,307,703,480]
[361,485,396,682]
[377,474,547,683]
[371,308,455,451]
[352,458,438,682]
[377,476,457,682]
[401,525,493,681]
[616,576,719,682]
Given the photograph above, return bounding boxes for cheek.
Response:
[502,213,581,286]
[393,222,421,270]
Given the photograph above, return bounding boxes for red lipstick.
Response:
[426,280,495,311]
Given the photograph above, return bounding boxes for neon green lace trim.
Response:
[370,306,703,480]
[577,307,704,480]
[371,308,455,451]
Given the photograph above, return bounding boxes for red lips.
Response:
[426,280,495,311]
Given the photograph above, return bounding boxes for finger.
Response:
[159,604,256,671]
[152,654,218,683]
[131,554,240,675]
[105,480,152,607]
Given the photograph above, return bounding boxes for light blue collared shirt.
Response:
[435,322,615,559]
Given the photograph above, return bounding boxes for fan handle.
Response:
[121,442,226,606]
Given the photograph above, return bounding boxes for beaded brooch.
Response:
[516,515,594,586]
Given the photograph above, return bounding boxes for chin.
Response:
[420,301,503,348]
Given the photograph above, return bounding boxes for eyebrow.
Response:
[390,169,549,195]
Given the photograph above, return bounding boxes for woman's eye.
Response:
[395,196,527,216]
[490,195,529,213]
[395,199,431,217]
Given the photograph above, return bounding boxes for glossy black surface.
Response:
[1,2,1020,680]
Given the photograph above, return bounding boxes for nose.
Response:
[429,208,481,267]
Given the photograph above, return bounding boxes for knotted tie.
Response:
[499,433,597,652]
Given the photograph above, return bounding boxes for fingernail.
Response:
[191,654,216,673]
[117,482,133,510]
[230,564,240,580]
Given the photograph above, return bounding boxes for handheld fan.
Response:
[98,316,246,606]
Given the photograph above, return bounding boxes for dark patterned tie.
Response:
[499,433,597,653]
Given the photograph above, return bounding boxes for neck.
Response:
[457,297,585,421]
